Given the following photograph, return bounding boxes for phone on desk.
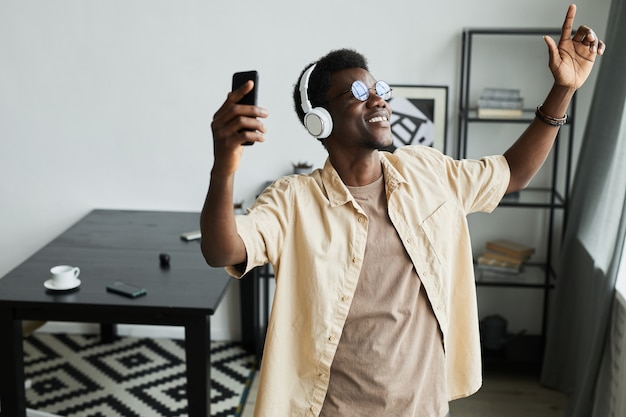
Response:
[106,281,147,298]
[232,70,258,146]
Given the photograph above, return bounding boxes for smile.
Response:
[367,115,388,123]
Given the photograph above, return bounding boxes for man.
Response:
[201,5,605,416]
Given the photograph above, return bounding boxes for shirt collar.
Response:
[321,152,408,207]
[380,152,408,194]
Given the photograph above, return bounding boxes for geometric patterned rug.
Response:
[22,334,256,417]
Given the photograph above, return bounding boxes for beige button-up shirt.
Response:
[227,146,510,417]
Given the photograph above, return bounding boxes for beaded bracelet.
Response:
[535,105,568,127]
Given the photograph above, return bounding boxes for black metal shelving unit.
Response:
[458,28,577,351]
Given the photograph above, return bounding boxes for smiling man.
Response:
[200,5,605,416]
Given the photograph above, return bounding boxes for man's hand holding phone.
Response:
[210,70,268,176]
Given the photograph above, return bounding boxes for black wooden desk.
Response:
[0,209,232,417]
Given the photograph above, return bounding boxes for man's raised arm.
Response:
[200,80,269,267]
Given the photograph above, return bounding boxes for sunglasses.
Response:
[327,80,393,103]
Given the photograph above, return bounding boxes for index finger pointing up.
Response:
[561,4,577,41]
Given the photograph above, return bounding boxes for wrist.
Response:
[535,105,568,127]
[211,162,238,180]
[538,84,576,121]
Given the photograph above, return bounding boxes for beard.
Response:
[360,133,394,151]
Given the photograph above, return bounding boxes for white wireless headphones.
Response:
[299,64,333,139]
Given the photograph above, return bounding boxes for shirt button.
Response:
[341,295,350,302]
[310,406,318,414]
[328,335,337,342]
[358,216,365,223]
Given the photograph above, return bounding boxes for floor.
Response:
[240,363,567,417]
[448,365,567,417]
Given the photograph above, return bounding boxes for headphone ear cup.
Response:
[304,107,333,139]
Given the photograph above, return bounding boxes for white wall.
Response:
[0,0,611,339]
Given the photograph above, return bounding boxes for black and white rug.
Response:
[23,333,256,417]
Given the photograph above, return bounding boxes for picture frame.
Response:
[387,85,449,154]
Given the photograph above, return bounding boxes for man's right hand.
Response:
[210,80,269,175]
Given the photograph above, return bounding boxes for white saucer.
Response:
[44,278,81,291]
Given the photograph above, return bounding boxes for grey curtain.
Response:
[540,0,626,415]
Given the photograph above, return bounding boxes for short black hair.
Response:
[292,49,369,139]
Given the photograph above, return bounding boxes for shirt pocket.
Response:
[420,200,460,269]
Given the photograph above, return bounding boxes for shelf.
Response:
[463,28,564,36]
[458,109,575,125]
[499,188,566,208]
[459,107,570,126]
[463,108,536,123]
[475,263,555,288]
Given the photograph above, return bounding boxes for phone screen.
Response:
[232,70,258,106]
[232,71,258,146]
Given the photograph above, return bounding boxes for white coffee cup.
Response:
[50,265,80,288]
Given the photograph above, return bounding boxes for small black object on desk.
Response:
[159,253,171,269]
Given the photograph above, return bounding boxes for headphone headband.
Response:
[299,64,316,114]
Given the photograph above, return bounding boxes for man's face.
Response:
[324,68,393,151]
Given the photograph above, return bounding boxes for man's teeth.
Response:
[368,116,388,123]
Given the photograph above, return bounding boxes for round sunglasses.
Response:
[327,80,393,103]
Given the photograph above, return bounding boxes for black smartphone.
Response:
[232,70,258,146]
[106,281,147,298]
[232,70,258,105]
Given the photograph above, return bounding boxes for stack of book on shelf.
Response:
[477,88,524,119]
[477,239,535,277]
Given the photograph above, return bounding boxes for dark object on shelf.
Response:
[481,314,509,350]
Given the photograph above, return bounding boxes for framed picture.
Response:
[387,85,448,154]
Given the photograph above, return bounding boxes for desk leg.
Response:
[185,315,211,417]
[100,323,118,343]
[0,310,27,417]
